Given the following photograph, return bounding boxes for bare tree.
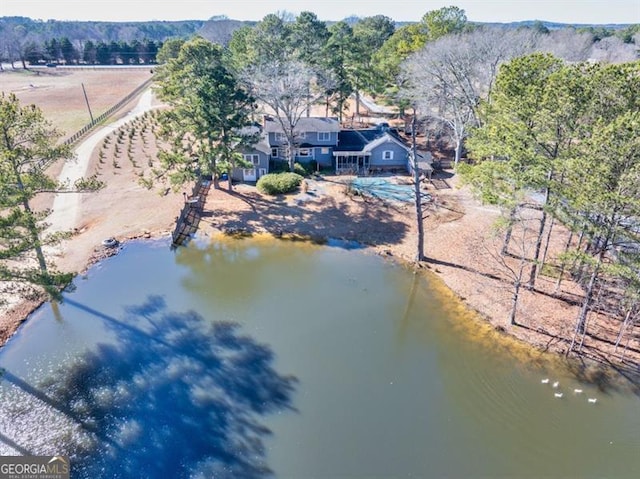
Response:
[537,29,593,62]
[243,60,332,170]
[402,27,539,166]
[589,36,638,63]
[485,211,540,326]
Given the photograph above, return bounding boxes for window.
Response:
[321,147,330,155]
[271,148,279,158]
[274,132,286,142]
[244,154,260,165]
[317,131,331,141]
[382,150,394,160]
[297,148,311,157]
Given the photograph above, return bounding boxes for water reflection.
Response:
[0,296,297,478]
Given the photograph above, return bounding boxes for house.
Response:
[232,118,433,183]
[232,126,271,183]
[264,116,340,168]
[333,124,413,175]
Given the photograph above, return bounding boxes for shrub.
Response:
[257,172,303,195]
[293,162,308,177]
[293,161,318,177]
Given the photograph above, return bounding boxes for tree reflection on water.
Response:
[1,295,297,478]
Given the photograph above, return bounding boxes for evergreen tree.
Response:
[155,37,256,190]
[0,94,74,299]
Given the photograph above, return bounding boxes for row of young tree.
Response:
[7,38,162,67]
[0,16,209,67]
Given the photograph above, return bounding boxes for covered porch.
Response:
[333,152,371,175]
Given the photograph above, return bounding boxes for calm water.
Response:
[0,236,638,478]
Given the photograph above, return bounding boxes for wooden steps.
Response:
[171,177,211,248]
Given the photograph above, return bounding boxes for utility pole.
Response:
[81,83,94,123]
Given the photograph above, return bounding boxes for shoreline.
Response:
[2,180,639,393]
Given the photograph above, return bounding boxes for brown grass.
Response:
[1,67,153,137]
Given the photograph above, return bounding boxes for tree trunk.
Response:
[355,90,360,117]
[454,137,462,167]
[567,247,605,357]
[22,198,48,274]
[411,113,424,263]
[509,280,521,326]
[554,229,574,294]
[528,170,552,289]
[13,165,48,274]
[501,205,517,256]
[539,216,556,277]
[527,207,547,289]
[208,137,219,189]
[615,308,634,353]
[286,143,294,172]
[509,259,527,326]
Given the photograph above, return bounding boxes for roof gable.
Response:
[362,132,410,153]
[336,128,410,153]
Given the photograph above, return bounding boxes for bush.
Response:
[257,172,304,195]
[293,162,308,177]
[294,161,320,176]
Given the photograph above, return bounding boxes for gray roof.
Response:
[335,128,410,154]
[237,125,271,155]
[263,116,340,133]
[248,137,271,155]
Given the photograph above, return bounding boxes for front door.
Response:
[258,168,267,178]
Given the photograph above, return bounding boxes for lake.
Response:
[0,236,638,478]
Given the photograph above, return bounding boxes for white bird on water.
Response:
[552,381,560,388]
[588,398,598,404]
[574,389,583,394]
[541,378,550,384]
[554,393,563,398]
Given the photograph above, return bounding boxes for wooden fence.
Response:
[36,77,154,170]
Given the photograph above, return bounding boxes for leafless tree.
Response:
[402,27,539,166]
[537,29,593,62]
[243,60,332,170]
[2,25,32,68]
[198,18,244,46]
[485,211,541,326]
[589,36,638,63]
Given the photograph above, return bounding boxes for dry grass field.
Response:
[2,67,154,136]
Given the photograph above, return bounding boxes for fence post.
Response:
[62,77,154,148]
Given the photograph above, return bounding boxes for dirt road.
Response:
[48,89,155,233]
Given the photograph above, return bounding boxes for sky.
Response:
[1,0,639,25]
